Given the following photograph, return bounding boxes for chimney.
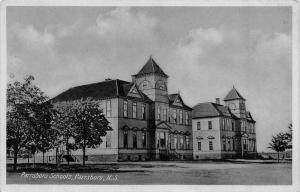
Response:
[216,98,220,104]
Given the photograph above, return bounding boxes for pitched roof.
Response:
[224,87,245,101]
[133,56,168,77]
[246,111,256,122]
[51,79,152,103]
[168,93,193,110]
[192,102,238,119]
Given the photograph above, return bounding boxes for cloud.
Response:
[88,7,158,46]
[9,24,56,50]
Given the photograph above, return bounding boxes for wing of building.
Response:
[192,87,257,160]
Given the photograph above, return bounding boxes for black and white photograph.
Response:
[0,0,299,191]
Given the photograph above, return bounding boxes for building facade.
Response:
[192,88,257,160]
[47,57,257,162]
[51,57,193,162]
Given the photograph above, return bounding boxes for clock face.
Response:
[229,103,236,110]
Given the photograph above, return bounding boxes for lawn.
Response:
[6,160,292,185]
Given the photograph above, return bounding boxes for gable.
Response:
[127,84,143,98]
[156,122,171,129]
[172,95,183,107]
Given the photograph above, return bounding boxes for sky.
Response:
[7,6,292,152]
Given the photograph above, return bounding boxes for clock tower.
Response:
[131,56,169,103]
[224,86,246,118]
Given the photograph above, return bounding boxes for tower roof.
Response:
[133,56,168,78]
[224,87,246,101]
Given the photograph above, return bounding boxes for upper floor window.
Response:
[157,106,161,120]
[133,102,137,119]
[174,135,178,149]
[231,121,234,131]
[208,121,212,130]
[209,141,213,150]
[141,104,146,120]
[179,110,183,124]
[106,100,111,117]
[163,108,167,121]
[173,109,177,123]
[197,122,201,130]
[185,112,188,125]
[123,100,128,117]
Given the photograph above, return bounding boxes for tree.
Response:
[52,104,76,165]
[7,76,51,170]
[268,132,289,162]
[68,98,112,166]
[32,101,57,164]
[285,124,292,149]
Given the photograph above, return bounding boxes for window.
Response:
[174,135,178,149]
[223,139,226,151]
[123,100,128,117]
[186,136,190,149]
[173,109,177,123]
[232,121,234,131]
[222,119,225,130]
[142,132,147,148]
[185,112,188,125]
[179,110,183,124]
[141,104,146,120]
[123,130,128,148]
[233,139,235,150]
[133,131,137,148]
[179,135,184,149]
[208,121,212,130]
[243,140,247,150]
[106,134,111,148]
[209,141,213,150]
[197,122,201,130]
[159,132,166,148]
[198,142,202,151]
[157,106,161,120]
[163,108,167,121]
[106,100,111,117]
[228,139,231,151]
[133,102,137,119]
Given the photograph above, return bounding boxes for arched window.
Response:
[133,131,137,148]
[123,130,128,148]
[142,132,147,148]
